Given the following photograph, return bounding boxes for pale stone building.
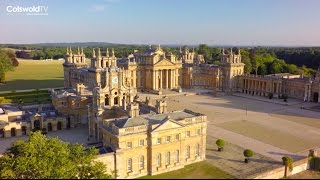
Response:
[99,100,207,178]
[0,104,67,138]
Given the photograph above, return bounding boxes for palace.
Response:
[1,45,320,178]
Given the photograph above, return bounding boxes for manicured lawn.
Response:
[0,59,64,91]
[138,161,234,179]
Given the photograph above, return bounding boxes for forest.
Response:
[1,43,319,77]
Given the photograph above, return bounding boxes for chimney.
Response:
[128,102,139,118]
[155,100,167,114]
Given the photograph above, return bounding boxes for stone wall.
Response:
[251,158,309,179]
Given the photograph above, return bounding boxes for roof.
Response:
[113,110,197,128]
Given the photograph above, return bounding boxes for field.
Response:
[138,161,234,179]
[0,59,64,91]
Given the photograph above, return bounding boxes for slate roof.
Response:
[113,110,196,128]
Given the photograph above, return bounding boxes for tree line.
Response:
[2,44,320,78]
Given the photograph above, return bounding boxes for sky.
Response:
[0,0,319,46]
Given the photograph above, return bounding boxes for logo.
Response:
[6,5,48,16]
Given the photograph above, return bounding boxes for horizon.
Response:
[1,0,320,46]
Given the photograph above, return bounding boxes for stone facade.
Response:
[99,101,207,179]
[0,104,67,138]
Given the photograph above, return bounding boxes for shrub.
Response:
[282,156,293,171]
[216,139,225,151]
[243,149,254,163]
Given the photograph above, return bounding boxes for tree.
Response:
[6,50,19,67]
[0,49,14,83]
[282,156,294,178]
[243,149,254,163]
[0,131,111,179]
[216,139,225,151]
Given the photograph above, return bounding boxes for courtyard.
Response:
[140,90,320,162]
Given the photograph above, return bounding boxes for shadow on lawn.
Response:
[0,79,64,91]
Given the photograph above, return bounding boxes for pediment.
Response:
[154,59,175,67]
[152,119,184,132]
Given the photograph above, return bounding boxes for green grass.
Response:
[0,59,64,91]
[138,161,234,179]
[0,90,51,105]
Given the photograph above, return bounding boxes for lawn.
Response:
[138,161,234,179]
[0,59,64,91]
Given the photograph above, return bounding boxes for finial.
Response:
[179,47,182,53]
[98,48,101,57]
[230,48,233,55]
[149,45,152,49]
[192,47,195,53]
[106,48,109,57]
[66,47,69,55]
[222,48,225,55]
[112,48,115,57]
[92,48,96,58]
[238,48,241,55]
[69,47,73,54]
[78,47,80,54]
[158,44,161,49]
[81,48,84,55]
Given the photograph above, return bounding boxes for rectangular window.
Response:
[197,129,201,135]
[127,158,132,172]
[157,138,161,144]
[157,154,161,167]
[175,150,180,163]
[186,146,190,159]
[127,142,132,149]
[166,152,170,165]
[139,156,144,169]
[166,136,171,143]
[139,139,144,146]
[186,131,190,137]
[195,144,200,157]
[175,134,180,140]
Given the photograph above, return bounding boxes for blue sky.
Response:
[0,0,320,46]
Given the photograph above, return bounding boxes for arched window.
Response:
[114,97,119,105]
[139,156,144,169]
[175,150,180,163]
[47,123,52,131]
[127,158,132,172]
[186,146,190,159]
[157,153,161,167]
[57,122,62,130]
[166,152,170,165]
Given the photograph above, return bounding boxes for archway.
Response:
[11,128,16,137]
[114,97,119,105]
[48,123,52,131]
[21,126,27,135]
[105,95,109,106]
[34,120,41,130]
[313,92,319,103]
[57,122,62,130]
[0,129,4,138]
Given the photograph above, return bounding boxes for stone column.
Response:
[175,69,179,87]
[165,69,168,89]
[308,85,312,102]
[172,69,175,88]
[160,70,163,89]
[304,85,308,101]
[153,70,156,90]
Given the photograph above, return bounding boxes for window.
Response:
[186,146,190,159]
[157,138,161,144]
[127,158,132,172]
[195,144,200,157]
[157,153,161,167]
[175,150,180,163]
[166,152,170,165]
[186,131,190,137]
[127,142,132,149]
[197,129,201,135]
[139,139,144,146]
[139,156,144,169]
[175,134,180,140]
[166,136,171,143]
